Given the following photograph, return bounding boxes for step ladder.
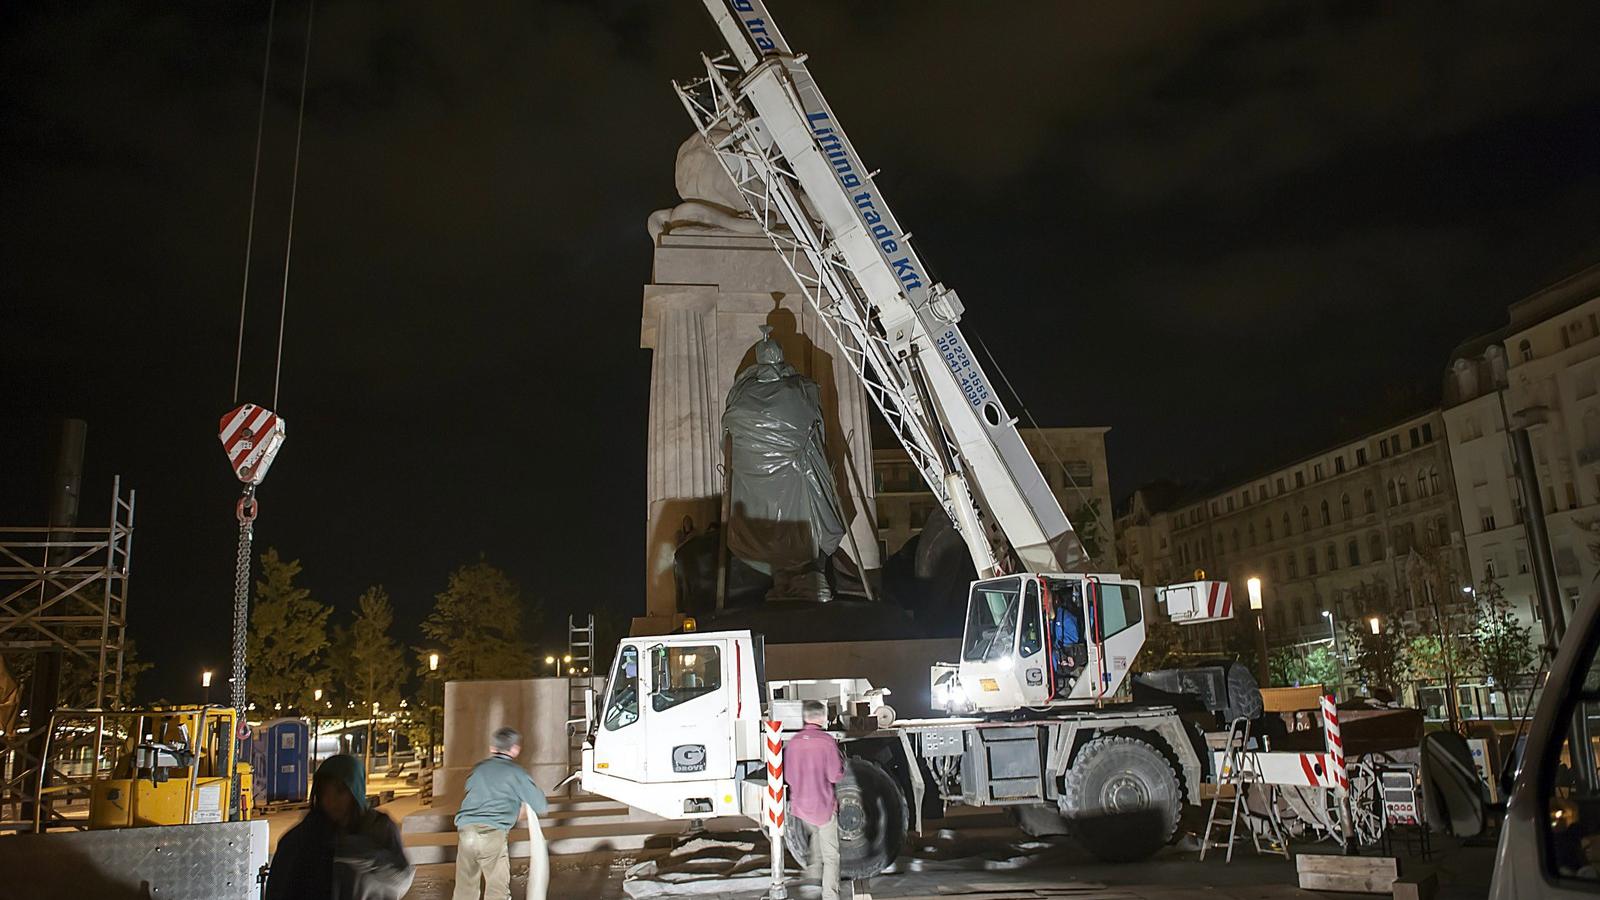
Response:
[566,614,595,795]
[1201,716,1289,862]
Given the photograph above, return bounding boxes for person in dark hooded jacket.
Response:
[266,753,414,900]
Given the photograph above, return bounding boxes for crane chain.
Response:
[232,488,258,714]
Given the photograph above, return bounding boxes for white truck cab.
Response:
[583,630,766,822]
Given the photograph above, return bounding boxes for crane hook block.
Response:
[219,403,287,486]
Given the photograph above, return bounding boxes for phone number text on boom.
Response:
[936,330,990,410]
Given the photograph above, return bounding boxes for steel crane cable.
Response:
[273,0,314,408]
[971,330,1112,567]
[232,0,277,404]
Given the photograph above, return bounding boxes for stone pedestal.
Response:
[432,677,594,808]
[640,231,878,628]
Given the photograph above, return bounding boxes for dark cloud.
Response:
[3,1,1598,700]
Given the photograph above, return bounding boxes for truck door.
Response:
[1016,578,1052,705]
[643,640,734,783]
[591,643,645,782]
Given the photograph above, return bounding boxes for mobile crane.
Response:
[582,0,1236,875]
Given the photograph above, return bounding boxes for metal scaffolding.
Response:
[0,478,134,831]
[0,476,135,709]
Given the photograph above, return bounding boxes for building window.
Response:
[1336,456,1347,474]
[1243,489,1252,506]
[1422,423,1434,442]
[1387,480,1399,507]
[1231,528,1240,552]
[1227,496,1235,512]
[1364,487,1376,515]
[1248,523,1256,547]
[1424,519,1439,547]
[1415,469,1429,498]
[1269,558,1279,582]
[1481,509,1496,532]
[1369,533,1384,563]
[1356,447,1368,465]
[1519,339,1532,362]
[1409,427,1421,449]
[1283,512,1292,537]
[1211,501,1219,516]
[1314,463,1324,481]
[1516,547,1530,574]
[1340,493,1352,520]
[1326,544,1338,571]
[1300,506,1311,532]
[1485,556,1500,579]
[1391,436,1403,455]
[1277,477,1286,494]
[1296,471,1306,488]
[1264,518,1274,542]
[1428,466,1441,496]
[1347,540,1361,567]
[1315,500,1327,526]
[1287,554,1298,579]
[1305,549,1318,576]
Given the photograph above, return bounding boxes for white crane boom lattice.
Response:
[680,0,1087,577]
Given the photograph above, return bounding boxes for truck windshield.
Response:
[963,577,1021,662]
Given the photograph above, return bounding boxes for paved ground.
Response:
[396,826,1496,900]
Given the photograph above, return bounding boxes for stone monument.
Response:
[638,132,879,633]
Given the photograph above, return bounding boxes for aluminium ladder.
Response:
[1202,716,1289,862]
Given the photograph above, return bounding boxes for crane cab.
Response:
[939,573,1146,714]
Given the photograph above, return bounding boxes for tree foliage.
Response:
[247,548,331,712]
[1138,620,1188,671]
[346,586,407,709]
[1343,617,1414,696]
[419,559,534,681]
[1470,574,1535,707]
[1270,645,1340,687]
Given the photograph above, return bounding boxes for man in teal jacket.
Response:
[454,727,549,900]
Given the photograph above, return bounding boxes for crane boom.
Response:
[682,0,1087,576]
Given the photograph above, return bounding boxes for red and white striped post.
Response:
[1321,694,1355,849]
[764,720,788,899]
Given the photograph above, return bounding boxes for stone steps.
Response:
[401,815,758,863]
[401,802,645,835]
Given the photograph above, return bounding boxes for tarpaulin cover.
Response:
[721,330,846,571]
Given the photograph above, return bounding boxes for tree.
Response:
[419,559,534,681]
[1471,574,1536,715]
[348,587,406,710]
[247,548,332,712]
[1137,620,1188,671]
[1343,618,1414,698]
[1270,646,1339,687]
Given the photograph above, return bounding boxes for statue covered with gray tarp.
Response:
[722,327,847,602]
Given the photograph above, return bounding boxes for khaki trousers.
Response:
[800,814,842,900]
[453,824,510,900]
[452,813,548,900]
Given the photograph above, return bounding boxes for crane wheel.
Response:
[1057,733,1181,862]
[785,757,908,878]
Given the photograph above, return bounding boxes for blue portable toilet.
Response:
[252,717,311,804]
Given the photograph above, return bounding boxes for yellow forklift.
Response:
[85,705,253,828]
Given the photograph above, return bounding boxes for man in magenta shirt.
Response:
[784,700,844,899]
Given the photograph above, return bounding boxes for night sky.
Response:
[5,2,1600,702]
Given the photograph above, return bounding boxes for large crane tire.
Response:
[784,757,908,878]
[1057,733,1181,862]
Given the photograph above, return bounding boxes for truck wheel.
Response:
[1011,804,1071,837]
[1058,734,1181,862]
[784,758,908,878]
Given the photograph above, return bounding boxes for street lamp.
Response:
[1368,616,1381,635]
[202,670,213,706]
[428,652,441,768]
[545,654,572,677]
[1322,609,1345,698]
[1246,577,1269,687]
[312,689,323,771]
